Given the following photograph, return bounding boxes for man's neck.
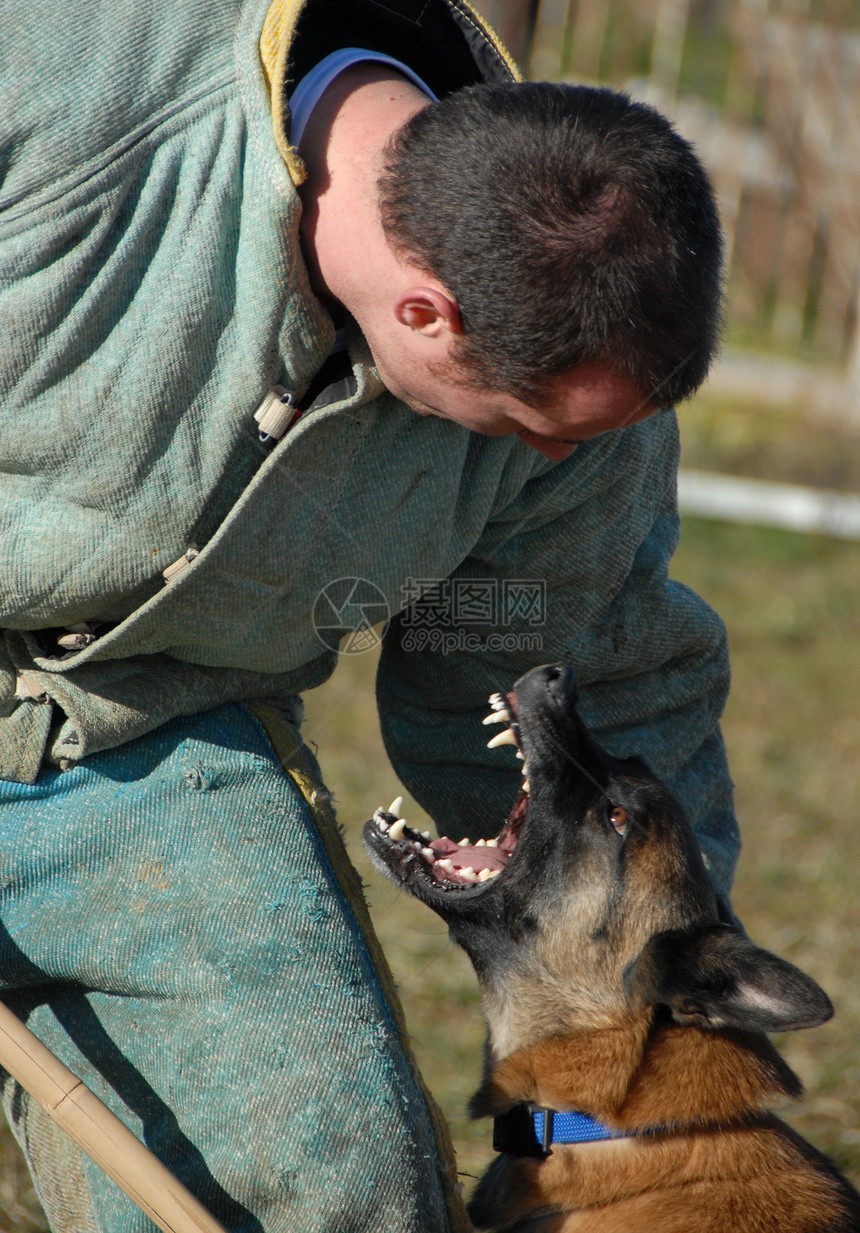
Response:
[296,64,431,310]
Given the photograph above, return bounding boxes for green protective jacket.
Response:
[0,0,738,900]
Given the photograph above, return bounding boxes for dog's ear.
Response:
[626,924,833,1034]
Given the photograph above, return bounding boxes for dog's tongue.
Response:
[428,836,508,873]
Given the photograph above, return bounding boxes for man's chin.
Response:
[516,429,580,461]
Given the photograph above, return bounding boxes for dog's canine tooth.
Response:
[387,796,404,818]
[388,818,407,842]
[487,729,518,749]
[482,709,511,726]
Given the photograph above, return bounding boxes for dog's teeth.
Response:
[458,837,470,847]
[478,868,500,882]
[388,818,407,842]
[421,830,431,840]
[387,796,404,817]
[437,859,455,872]
[375,811,389,833]
[421,847,435,860]
[522,780,531,794]
[487,729,518,749]
[488,692,505,707]
[459,867,479,882]
[475,838,486,847]
[515,750,524,761]
[482,709,511,726]
[486,838,499,847]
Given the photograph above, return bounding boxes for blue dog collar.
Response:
[532,1108,629,1147]
[493,1104,633,1158]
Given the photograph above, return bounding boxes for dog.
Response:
[363,663,860,1232]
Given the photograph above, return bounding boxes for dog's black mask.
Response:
[363,664,723,974]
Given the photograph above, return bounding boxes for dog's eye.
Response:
[609,807,628,837]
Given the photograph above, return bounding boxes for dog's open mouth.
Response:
[365,690,530,894]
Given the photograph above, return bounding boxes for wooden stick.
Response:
[0,998,229,1233]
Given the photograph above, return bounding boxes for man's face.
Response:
[369,331,658,461]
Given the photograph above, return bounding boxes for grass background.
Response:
[2,393,858,1223]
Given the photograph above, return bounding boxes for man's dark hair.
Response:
[379,83,724,407]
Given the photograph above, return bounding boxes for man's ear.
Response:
[625,923,833,1034]
[394,286,462,337]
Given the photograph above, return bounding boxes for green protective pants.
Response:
[0,703,468,1232]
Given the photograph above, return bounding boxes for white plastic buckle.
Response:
[254,385,299,442]
[57,632,96,651]
[162,546,200,583]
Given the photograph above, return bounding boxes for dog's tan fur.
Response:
[481,831,710,1059]
[470,1018,853,1231]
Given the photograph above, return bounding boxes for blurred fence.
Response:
[474,0,860,419]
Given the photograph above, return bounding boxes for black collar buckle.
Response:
[492,1103,553,1159]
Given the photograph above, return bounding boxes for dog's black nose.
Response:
[514,663,579,712]
[542,664,577,706]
